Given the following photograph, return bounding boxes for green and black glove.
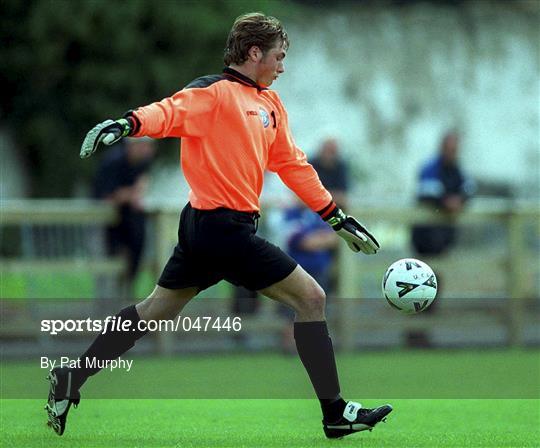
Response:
[80,117,135,159]
[324,207,380,254]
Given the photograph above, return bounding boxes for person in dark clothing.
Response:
[412,131,475,256]
[310,138,350,209]
[310,138,350,295]
[409,131,474,347]
[93,137,156,295]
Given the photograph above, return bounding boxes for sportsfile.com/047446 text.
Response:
[40,316,243,335]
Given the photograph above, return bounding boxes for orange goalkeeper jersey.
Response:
[131,67,333,215]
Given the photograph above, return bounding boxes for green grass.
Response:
[0,272,95,299]
[2,350,538,399]
[1,399,538,447]
[1,351,539,447]
[0,269,231,299]
[0,271,154,299]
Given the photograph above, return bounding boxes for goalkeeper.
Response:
[46,12,392,439]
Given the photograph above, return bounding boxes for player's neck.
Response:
[228,64,260,86]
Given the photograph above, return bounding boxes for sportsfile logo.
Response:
[40,316,242,335]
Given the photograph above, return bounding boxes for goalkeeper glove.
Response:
[80,117,134,159]
[324,207,380,254]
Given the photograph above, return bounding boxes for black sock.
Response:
[294,321,345,420]
[71,305,147,390]
[320,397,347,422]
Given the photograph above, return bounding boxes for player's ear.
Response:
[247,46,262,62]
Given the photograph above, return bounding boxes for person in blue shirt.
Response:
[284,203,338,292]
[412,131,475,255]
[409,131,474,347]
[279,200,338,352]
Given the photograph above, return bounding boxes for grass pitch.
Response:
[1,398,538,447]
[1,350,538,447]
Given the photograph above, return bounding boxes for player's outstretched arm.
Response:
[323,206,380,255]
[80,115,137,159]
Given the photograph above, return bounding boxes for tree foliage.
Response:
[1,0,290,196]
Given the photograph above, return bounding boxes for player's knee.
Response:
[309,283,327,313]
[295,282,326,316]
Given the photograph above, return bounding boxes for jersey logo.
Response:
[259,107,270,128]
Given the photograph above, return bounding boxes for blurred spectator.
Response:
[412,131,475,256]
[284,202,338,292]
[310,137,351,297]
[93,137,156,299]
[310,138,350,209]
[409,130,475,347]
[279,200,338,353]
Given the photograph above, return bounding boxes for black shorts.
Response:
[158,203,297,292]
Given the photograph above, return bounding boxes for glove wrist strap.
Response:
[319,203,347,229]
[318,201,337,220]
[123,111,141,136]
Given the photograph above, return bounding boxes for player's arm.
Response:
[268,107,379,255]
[80,87,218,159]
[267,107,331,211]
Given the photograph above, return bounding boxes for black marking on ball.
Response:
[413,300,430,312]
[405,261,421,271]
[384,293,403,311]
[396,281,420,298]
[422,275,437,289]
[383,268,394,289]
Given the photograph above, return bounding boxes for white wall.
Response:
[272,2,539,203]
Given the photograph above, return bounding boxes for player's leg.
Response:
[76,285,196,389]
[259,266,392,438]
[259,266,343,411]
[46,202,211,435]
[45,285,197,435]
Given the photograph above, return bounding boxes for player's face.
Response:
[256,41,286,87]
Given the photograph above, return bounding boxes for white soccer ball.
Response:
[382,258,437,314]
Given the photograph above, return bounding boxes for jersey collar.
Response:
[223,67,268,91]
